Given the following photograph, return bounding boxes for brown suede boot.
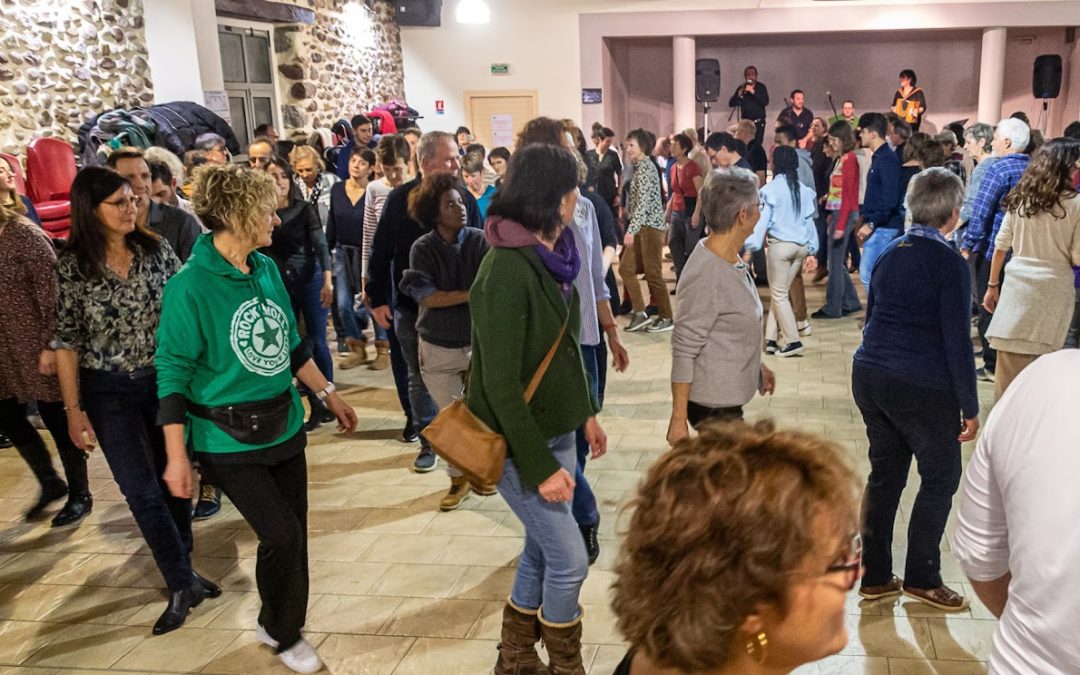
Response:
[538,607,585,675]
[368,339,390,370]
[340,336,370,370]
[494,598,550,675]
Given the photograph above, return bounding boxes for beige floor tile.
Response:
[357,532,452,564]
[433,535,522,566]
[368,562,468,599]
[0,583,78,621]
[39,584,160,626]
[199,630,326,674]
[841,614,935,659]
[419,508,503,536]
[316,633,415,674]
[391,636,499,675]
[305,594,403,634]
[888,658,989,674]
[380,597,488,638]
[112,627,240,671]
[449,565,519,601]
[0,619,69,665]
[22,622,146,668]
[926,617,997,661]
[309,560,391,596]
[307,529,380,562]
[589,644,631,674]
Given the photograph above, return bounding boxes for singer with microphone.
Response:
[728,66,770,144]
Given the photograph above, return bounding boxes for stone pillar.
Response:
[673,36,696,134]
[978,27,1007,124]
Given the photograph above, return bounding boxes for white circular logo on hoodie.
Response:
[230,298,290,376]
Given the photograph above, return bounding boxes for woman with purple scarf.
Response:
[467,144,607,675]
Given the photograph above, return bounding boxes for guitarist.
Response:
[891,69,927,131]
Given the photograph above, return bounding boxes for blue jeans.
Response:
[80,368,193,592]
[386,320,413,423]
[393,306,438,448]
[332,248,369,341]
[819,211,863,317]
[291,267,332,389]
[500,432,588,623]
[572,343,602,528]
[859,227,900,292]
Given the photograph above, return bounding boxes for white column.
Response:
[673,36,696,133]
[191,0,225,92]
[978,27,1007,124]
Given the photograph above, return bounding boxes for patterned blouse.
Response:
[627,157,666,236]
[54,241,181,373]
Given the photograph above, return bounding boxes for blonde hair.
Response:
[189,164,278,243]
[144,146,186,184]
[288,144,324,172]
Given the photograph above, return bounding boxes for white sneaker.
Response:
[278,638,323,673]
[255,623,279,649]
[797,321,813,337]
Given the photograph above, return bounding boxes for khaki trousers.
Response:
[994,350,1040,402]
[618,227,672,319]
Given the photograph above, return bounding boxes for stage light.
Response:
[455,0,490,24]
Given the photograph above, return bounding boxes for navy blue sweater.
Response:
[860,143,902,230]
[854,234,979,419]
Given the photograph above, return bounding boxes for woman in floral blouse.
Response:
[0,199,89,526]
[53,167,221,636]
[618,128,673,333]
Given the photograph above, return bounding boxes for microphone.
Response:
[827,91,837,116]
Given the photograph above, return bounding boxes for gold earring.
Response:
[745,630,768,665]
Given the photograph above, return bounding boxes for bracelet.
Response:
[315,382,336,401]
[63,404,81,413]
[987,282,1000,288]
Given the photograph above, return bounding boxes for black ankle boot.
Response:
[580,521,600,565]
[51,494,92,527]
[25,476,68,521]
[153,582,206,635]
[193,570,222,598]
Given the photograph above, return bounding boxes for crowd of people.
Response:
[1,59,1080,673]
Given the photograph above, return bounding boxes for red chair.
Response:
[25,137,77,240]
[0,152,27,196]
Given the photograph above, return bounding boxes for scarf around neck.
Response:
[533,227,580,294]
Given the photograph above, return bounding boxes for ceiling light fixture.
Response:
[455,0,490,24]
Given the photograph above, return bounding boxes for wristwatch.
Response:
[315,382,336,401]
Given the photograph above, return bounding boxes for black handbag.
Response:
[187,389,294,445]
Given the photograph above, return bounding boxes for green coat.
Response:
[466,245,600,488]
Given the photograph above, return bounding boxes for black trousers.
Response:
[852,364,962,589]
[0,398,89,497]
[971,254,1000,373]
[201,446,309,652]
[81,368,193,592]
[688,401,744,429]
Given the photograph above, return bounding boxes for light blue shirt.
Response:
[745,177,819,254]
[570,197,610,347]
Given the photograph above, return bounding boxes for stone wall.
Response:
[274,0,405,137]
[0,0,154,156]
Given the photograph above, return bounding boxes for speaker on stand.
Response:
[695,59,720,136]
[1032,54,1062,131]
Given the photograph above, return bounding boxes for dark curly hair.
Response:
[612,420,859,672]
[1003,138,1080,219]
[407,172,460,228]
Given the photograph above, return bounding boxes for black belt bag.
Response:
[188,389,293,445]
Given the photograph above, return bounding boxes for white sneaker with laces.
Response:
[278,637,323,673]
[256,623,279,649]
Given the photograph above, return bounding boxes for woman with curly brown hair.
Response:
[400,172,488,510]
[983,138,1080,399]
[612,421,861,674]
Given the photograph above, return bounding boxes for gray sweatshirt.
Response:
[671,241,764,408]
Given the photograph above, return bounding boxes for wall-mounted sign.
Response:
[582,88,602,104]
[435,100,445,115]
[490,63,510,75]
[491,114,514,147]
[204,90,231,124]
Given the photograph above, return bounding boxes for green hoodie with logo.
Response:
[156,233,305,454]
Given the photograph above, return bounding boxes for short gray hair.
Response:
[906,167,964,228]
[964,123,994,154]
[417,131,455,163]
[996,118,1030,153]
[700,167,759,234]
[144,146,185,183]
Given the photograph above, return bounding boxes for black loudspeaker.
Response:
[695,59,721,103]
[396,0,442,27]
[1033,54,1062,99]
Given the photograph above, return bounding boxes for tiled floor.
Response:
[0,271,996,674]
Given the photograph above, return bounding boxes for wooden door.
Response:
[464,91,539,151]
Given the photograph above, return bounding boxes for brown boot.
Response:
[538,607,585,675]
[340,337,370,370]
[368,339,390,370]
[494,599,550,675]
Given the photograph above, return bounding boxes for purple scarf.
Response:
[533,227,580,297]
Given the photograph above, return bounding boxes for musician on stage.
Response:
[891,69,927,132]
[728,66,770,144]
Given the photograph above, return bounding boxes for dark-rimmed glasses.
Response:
[824,533,863,591]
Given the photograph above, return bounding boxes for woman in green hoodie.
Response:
[470,144,606,675]
[156,165,357,674]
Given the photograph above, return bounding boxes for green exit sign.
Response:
[491,63,510,75]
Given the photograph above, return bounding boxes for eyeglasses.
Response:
[758,199,765,210]
[824,533,863,592]
[101,197,140,211]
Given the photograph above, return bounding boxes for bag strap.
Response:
[523,310,570,404]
